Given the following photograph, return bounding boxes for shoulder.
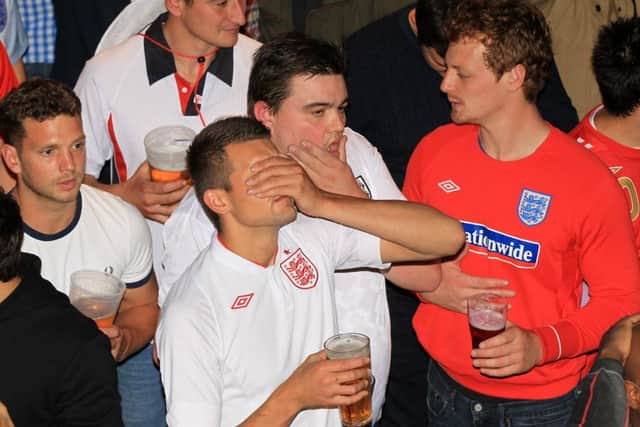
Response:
[233,34,260,69]
[80,185,148,230]
[77,35,143,84]
[345,6,407,55]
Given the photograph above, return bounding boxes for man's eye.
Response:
[72,142,85,151]
[311,110,324,117]
[41,148,53,156]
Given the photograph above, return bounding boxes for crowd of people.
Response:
[1,0,640,426]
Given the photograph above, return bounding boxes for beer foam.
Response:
[469,309,506,331]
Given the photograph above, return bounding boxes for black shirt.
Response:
[0,253,123,427]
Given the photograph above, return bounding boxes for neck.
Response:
[0,276,21,303]
[478,101,549,161]
[13,185,78,234]
[163,16,217,83]
[219,222,279,267]
[594,108,640,149]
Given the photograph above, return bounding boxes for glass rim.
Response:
[323,332,370,353]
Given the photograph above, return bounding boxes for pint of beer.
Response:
[144,125,196,182]
[467,294,507,349]
[323,333,372,427]
[69,270,126,328]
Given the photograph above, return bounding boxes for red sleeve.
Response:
[0,42,17,98]
[534,175,640,363]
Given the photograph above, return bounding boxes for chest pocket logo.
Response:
[280,249,318,290]
[517,189,552,226]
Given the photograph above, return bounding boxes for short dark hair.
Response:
[592,17,640,117]
[0,78,81,149]
[187,116,270,229]
[0,192,23,282]
[248,32,344,115]
[447,0,552,102]
[415,0,460,58]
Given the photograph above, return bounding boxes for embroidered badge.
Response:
[517,189,552,226]
[231,293,254,310]
[280,249,318,290]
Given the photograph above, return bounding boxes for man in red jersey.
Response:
[403,0,640,425]
[571,16,640,255]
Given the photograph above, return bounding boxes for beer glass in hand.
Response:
[468,293,507,349]
[324,333,372,427]
[69,270,125,328]
[144,125,195,182]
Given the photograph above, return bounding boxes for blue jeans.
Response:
[117,343,166,427]
[426,361,579,427]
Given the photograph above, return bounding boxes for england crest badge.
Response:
[280,248,319,290]
[517,189,552,226]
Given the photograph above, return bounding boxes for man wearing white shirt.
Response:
[162,33,403,420]
[157,115,465,425]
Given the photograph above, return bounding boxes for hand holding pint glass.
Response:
[468,293,507,349]
[324,333,373,427]
[144,125,196,182]
[69,270,125,328]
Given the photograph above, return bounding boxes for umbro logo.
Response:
[231,293,254,310]
[438,180,460,193]
[609,166,623,174]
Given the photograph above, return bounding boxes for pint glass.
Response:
[144,125,195,182]
[324,333,372,427]
[467,293,507,349]
[69,270,125,328]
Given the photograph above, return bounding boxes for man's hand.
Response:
[246,154,324,215]
[0,402,14,427]
[121,162,190,223]
[470,322,542,377]
[288,137,366,198]
[419,245,513,313]
[281,351,370,411]
[598,313,640,365]
[100,325,132,362]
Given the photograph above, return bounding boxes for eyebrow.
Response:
[302,97,349,110]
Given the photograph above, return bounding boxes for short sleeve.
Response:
[157,289,223,427]
[121,202,153,288]
[161,188,215,304]
[74,59,113,178]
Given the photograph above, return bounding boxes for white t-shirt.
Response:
[156,214,387,427]
[161,127,403,419]
[74,12,260,288]
[21,184,153,293]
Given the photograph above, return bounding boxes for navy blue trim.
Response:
[143,12,234,87]
[125,268,154,289]
[23,192,82,241]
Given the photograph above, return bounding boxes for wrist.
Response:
[270,379,303,421]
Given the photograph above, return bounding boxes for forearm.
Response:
[385,262,442,292]
[115,304,159,358]
[239,381,299,426]
[311,193,464,259]
[534,293,640,364]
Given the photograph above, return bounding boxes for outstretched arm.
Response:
[246,155,465,264]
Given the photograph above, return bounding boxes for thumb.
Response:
[307,350,328,363]
[338,135,347,162]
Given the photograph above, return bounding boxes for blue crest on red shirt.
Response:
[518,189,552,226]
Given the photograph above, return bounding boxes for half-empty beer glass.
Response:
[324,333,372,427]
[69,270,125,328]
[144,125,196,182]
[467,293,508,349]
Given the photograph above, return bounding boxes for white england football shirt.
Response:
[157,214,387,426]
[75,15,260,288]
[161,128,403,420]
[21,185,153,293]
